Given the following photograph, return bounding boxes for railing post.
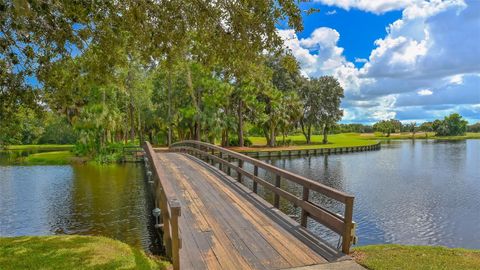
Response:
[253,166,258,193]
[274,175,280,208]
[227,155,231,176]
[219,152,223,171]
[171,204,181,270]
[238,159,243,183]
[161,197,172,258]
[211,148,215,165]
[300,187,309,227]
[342,196,354,254]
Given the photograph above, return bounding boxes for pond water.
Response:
[1,140,479,252]
[0,161,160,253]
[253,139,480,249]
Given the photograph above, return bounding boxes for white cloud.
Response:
[417,89,433,96]
[314,0,414,14]
[354,58,368,63]
[279,0,480,123]
[326,10,337,15]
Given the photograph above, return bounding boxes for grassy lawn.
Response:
[0,236,168,270]
[352,244,480,270]
[242,133,378,152]
[23,151,74,165]
[5,144,74,150]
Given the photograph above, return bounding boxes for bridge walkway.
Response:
[154,152,360,270]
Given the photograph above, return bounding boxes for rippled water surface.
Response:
[258,139,480,249]
[0,163,159,252]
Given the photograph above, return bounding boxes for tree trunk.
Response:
[238,99,244,147]
[269,125,275,147]
[322,125,328,144]
[129,96,135,143]
[300,118,311,144]
[263,128,271,147]
[167,70,172,146]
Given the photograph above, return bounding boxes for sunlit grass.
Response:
[246,133,377,151]
[0,236,168,270]
[5,144,74,150]
[23,151,74,165]
[352,244,480,270]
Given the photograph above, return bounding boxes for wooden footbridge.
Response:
[143,141,362,270]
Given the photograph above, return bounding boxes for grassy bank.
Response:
[352,244,480,270]
[240,133,378,152]
[0,236,168,270]
[23,151,75,165]
[5,144,74,150]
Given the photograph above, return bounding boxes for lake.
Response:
[0,162,160,253]
[255,139,480,249]
[1,140,479,252]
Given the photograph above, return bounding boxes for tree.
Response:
[1,0,304,126]
[373,119,402,137]
[407,122,417,138]
[435,113,468,136]
[419,122,433,138]
[299,76,344,144]
[468,122,480,132]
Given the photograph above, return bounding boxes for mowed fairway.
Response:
[243,133,378,151]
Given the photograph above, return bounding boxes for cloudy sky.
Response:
[278,0,480,124]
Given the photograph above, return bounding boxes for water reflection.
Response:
[0,163,160,253]
[260,140,480,249]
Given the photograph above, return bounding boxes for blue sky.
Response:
[278,0,480,124]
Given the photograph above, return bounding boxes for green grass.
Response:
[5,144,74,150]
[245,133,378,151]
[352,244,480,270]
[23,151,74,165]
[0,236,168,270]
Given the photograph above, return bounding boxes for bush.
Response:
[38,115,77,144]
[276,139,292,146]
[228,137,252,147]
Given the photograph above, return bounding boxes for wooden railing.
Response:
[143,141,181,270]
[170,140,356,254]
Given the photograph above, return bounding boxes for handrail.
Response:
[170,140,356,254]
[143,141,181,270]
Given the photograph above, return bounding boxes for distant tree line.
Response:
[372,113,473,137]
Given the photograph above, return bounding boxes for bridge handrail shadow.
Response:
[143,141,181,270]
[170,140,356,254]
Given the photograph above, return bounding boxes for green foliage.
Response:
[299,76,344,144]
[0,106,44,146]
[229,137,253,147]
[373,119,402,137]
[332,123,374,134]
[468,122,480,132]
[0,236,168,270]
[434,113,468,136]
[39,114,77,144]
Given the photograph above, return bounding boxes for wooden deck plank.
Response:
[155,152,330,269]
[172,155,287,269]
[178,155,323,267]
